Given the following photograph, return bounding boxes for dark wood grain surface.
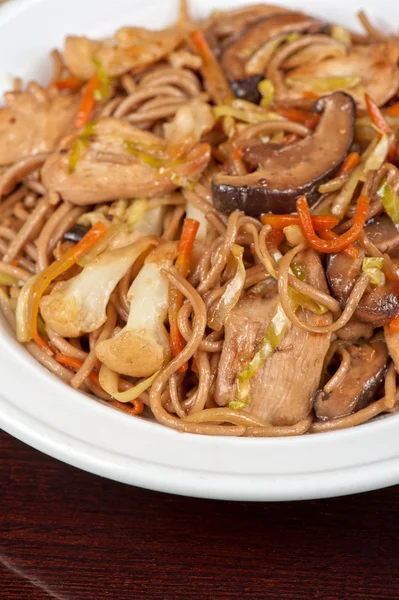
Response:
[1,429,399,600]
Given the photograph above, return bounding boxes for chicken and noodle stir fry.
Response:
[2,2,399,436]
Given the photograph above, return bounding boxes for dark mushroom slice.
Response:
[213,92,355,215]
[314,340,388,421]
[221,12,323,103]
[327,248,399,326]
[63,223,89,244]
[364,214,399,256]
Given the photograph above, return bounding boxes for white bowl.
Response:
[2,0,399,501]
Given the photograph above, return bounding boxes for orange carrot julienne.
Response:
[74,75,100,129]
[296,194,369,253]
[55,353,145,415]
[189,30,233,105]
[261,213,339,231]
[55,353,99,385]
[389,314,399,333]
[169,218,199,372]
[339,152,360,175]
[29,221,107,345]
[365,93,397,162]
[232,147,244,161]
[54,76,83,91]
[318,229,359,259]
[277,106,320,129]
[386,102,399,117]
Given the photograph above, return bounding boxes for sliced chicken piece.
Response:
[314,340,388,420]
[215,292,280,407]
[41,118,211,205]
[215,249,332,426]
[0,83,78,166]
[209,4,292,39]
[64,26,183,80]
[285,43,399,109]
[247,250,332,426]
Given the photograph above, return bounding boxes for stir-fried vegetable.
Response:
[318,229,359,259]
[189,30,233,105]
[377,179,399,225]
[69,121,97,173]
[231,303,290,409]
[95,242,176,377]
[40,236,157,337]
[297,194,369,253]
[339,151,360,175]
[99,364,159,403]
[286,75,361,93]
[213,102,281,124]
[365,93,397,161]
[258,79,275,108]
[74,76,101,129]
[164,99,215,158]
[209,245,246,331]
[362,257,385,286]
[92,58,113,101]
[276,106,320,129]
[54,76,83,91]
[169,218,199,372]
[261,213,339,231]
[16,222,107,346]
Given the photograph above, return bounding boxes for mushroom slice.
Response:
[221,12,323,103]
[213,92,355,215]
[314,340,388,421]
[327,248,399,326]
[364,215,399,256]
[286,42,399,109]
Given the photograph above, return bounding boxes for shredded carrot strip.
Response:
[386,102,399,117]
[268,230,284,247]
[296,194,369,253]
[29,222,107,345]
[54,76,83,91]
[55,353,99,385]
[277,107,320,129]
[55,353,144,414]
[302,90,319,100]
[261,213,339,231]
[339,152,360,175]
[318,230,359,259]
[232,147,244,161]
[283,134,299,145]
[389,315,399,333]
[189,30,233,105]
[365,93,397,161]
[74,75,100,129]
[169,218,199,372]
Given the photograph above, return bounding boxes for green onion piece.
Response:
[92,57,113,101]
[377,178,399,225]
[258,79,274,108]
[231,303,289,409]
[291,264,307,281]
[362,256,385,286]
[69,139,87,174]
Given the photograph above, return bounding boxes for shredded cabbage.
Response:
[330,25,351,47]
[99,363,159,402]
[362,256,385,286]
[285,75,361,93]
[377,179,399,225]
[209,245,246,331]
[92,57,113,101]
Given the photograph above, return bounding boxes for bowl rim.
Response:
[1,0,399,501]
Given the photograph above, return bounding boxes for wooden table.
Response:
[1,430,399,599]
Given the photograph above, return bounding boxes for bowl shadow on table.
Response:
[1,434,399,600]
